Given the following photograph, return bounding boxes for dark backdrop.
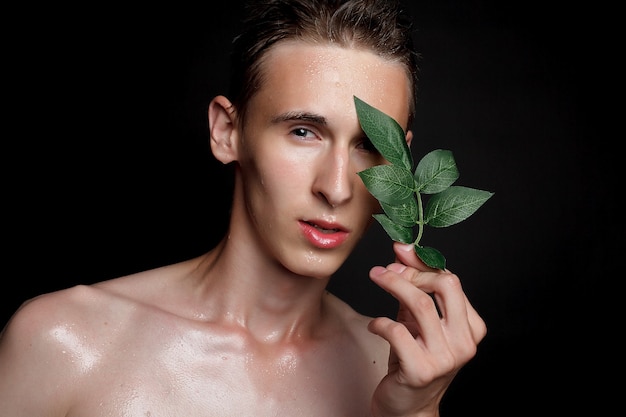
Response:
[4,1,609,415]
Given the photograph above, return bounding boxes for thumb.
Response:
[392,242,439,273]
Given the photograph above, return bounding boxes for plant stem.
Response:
[414,191,424,247]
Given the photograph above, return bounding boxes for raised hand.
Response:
[368,242,487,417]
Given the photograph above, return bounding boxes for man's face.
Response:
[237,41,411,279]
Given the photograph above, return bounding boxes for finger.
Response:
[367,316,442,385]
[381,263,485,352]
[463,298,488,344]
[427,274,486,356]
[393,242,439,272]
[387,253,486,345]
[370,265,447,350]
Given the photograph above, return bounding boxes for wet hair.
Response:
[228,0,420,127]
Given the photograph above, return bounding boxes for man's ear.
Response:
[406,130,413,147]
[208,95,238,164]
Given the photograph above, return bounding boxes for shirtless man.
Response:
[0,0,486,415]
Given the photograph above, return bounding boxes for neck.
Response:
[189,237,332,343]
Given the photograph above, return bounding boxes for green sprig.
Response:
[354,96,494,270]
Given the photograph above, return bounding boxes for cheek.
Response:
[267,159,303,182]
[263,155,306,190]
[246,155,306,209]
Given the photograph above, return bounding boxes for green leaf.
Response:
[358,164,416,205]
[414,246,446,270]
[353,97,494,271]
[424,186,494,228]
[414,149,459,194]
[373,213,414,244]
[380,196,418,228]
[354,96,413,170]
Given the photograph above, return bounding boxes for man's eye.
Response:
[358,137,380,154]
[291,127,315,138]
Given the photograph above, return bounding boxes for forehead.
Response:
[253,41,411,129]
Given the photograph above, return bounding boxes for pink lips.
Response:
[299,220,349,249]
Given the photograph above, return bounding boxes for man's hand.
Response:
[368,242,487,417]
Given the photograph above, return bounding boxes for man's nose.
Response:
[312,148,353,208]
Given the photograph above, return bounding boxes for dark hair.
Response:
[228,0,420,127]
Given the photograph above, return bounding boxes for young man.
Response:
[0,0,486,415]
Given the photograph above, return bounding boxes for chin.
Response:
[287,252,347,280]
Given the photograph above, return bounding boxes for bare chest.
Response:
[67,328,383,416]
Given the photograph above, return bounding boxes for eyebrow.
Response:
[270,111,327,126]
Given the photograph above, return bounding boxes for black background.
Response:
[4,1,611,415]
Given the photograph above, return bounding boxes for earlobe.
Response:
[208,95,238,164]
[406,130,413,147]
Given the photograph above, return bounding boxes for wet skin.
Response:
[0,41,415,416]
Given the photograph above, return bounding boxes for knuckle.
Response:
[438,351,457,374]
[387,321,409,339]
[439,272,462,291]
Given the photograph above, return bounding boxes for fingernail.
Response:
[398,243,413,252]
[387,263,407,273]
[370,266,387,278]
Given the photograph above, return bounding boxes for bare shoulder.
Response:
[1,255,203,346]
[0,280,140,370]
[1,284,104,351]
[0,257,201,416]
[0,284,120,416]
[2,263,172,345]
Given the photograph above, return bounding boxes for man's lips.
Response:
[299,220,349,249]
